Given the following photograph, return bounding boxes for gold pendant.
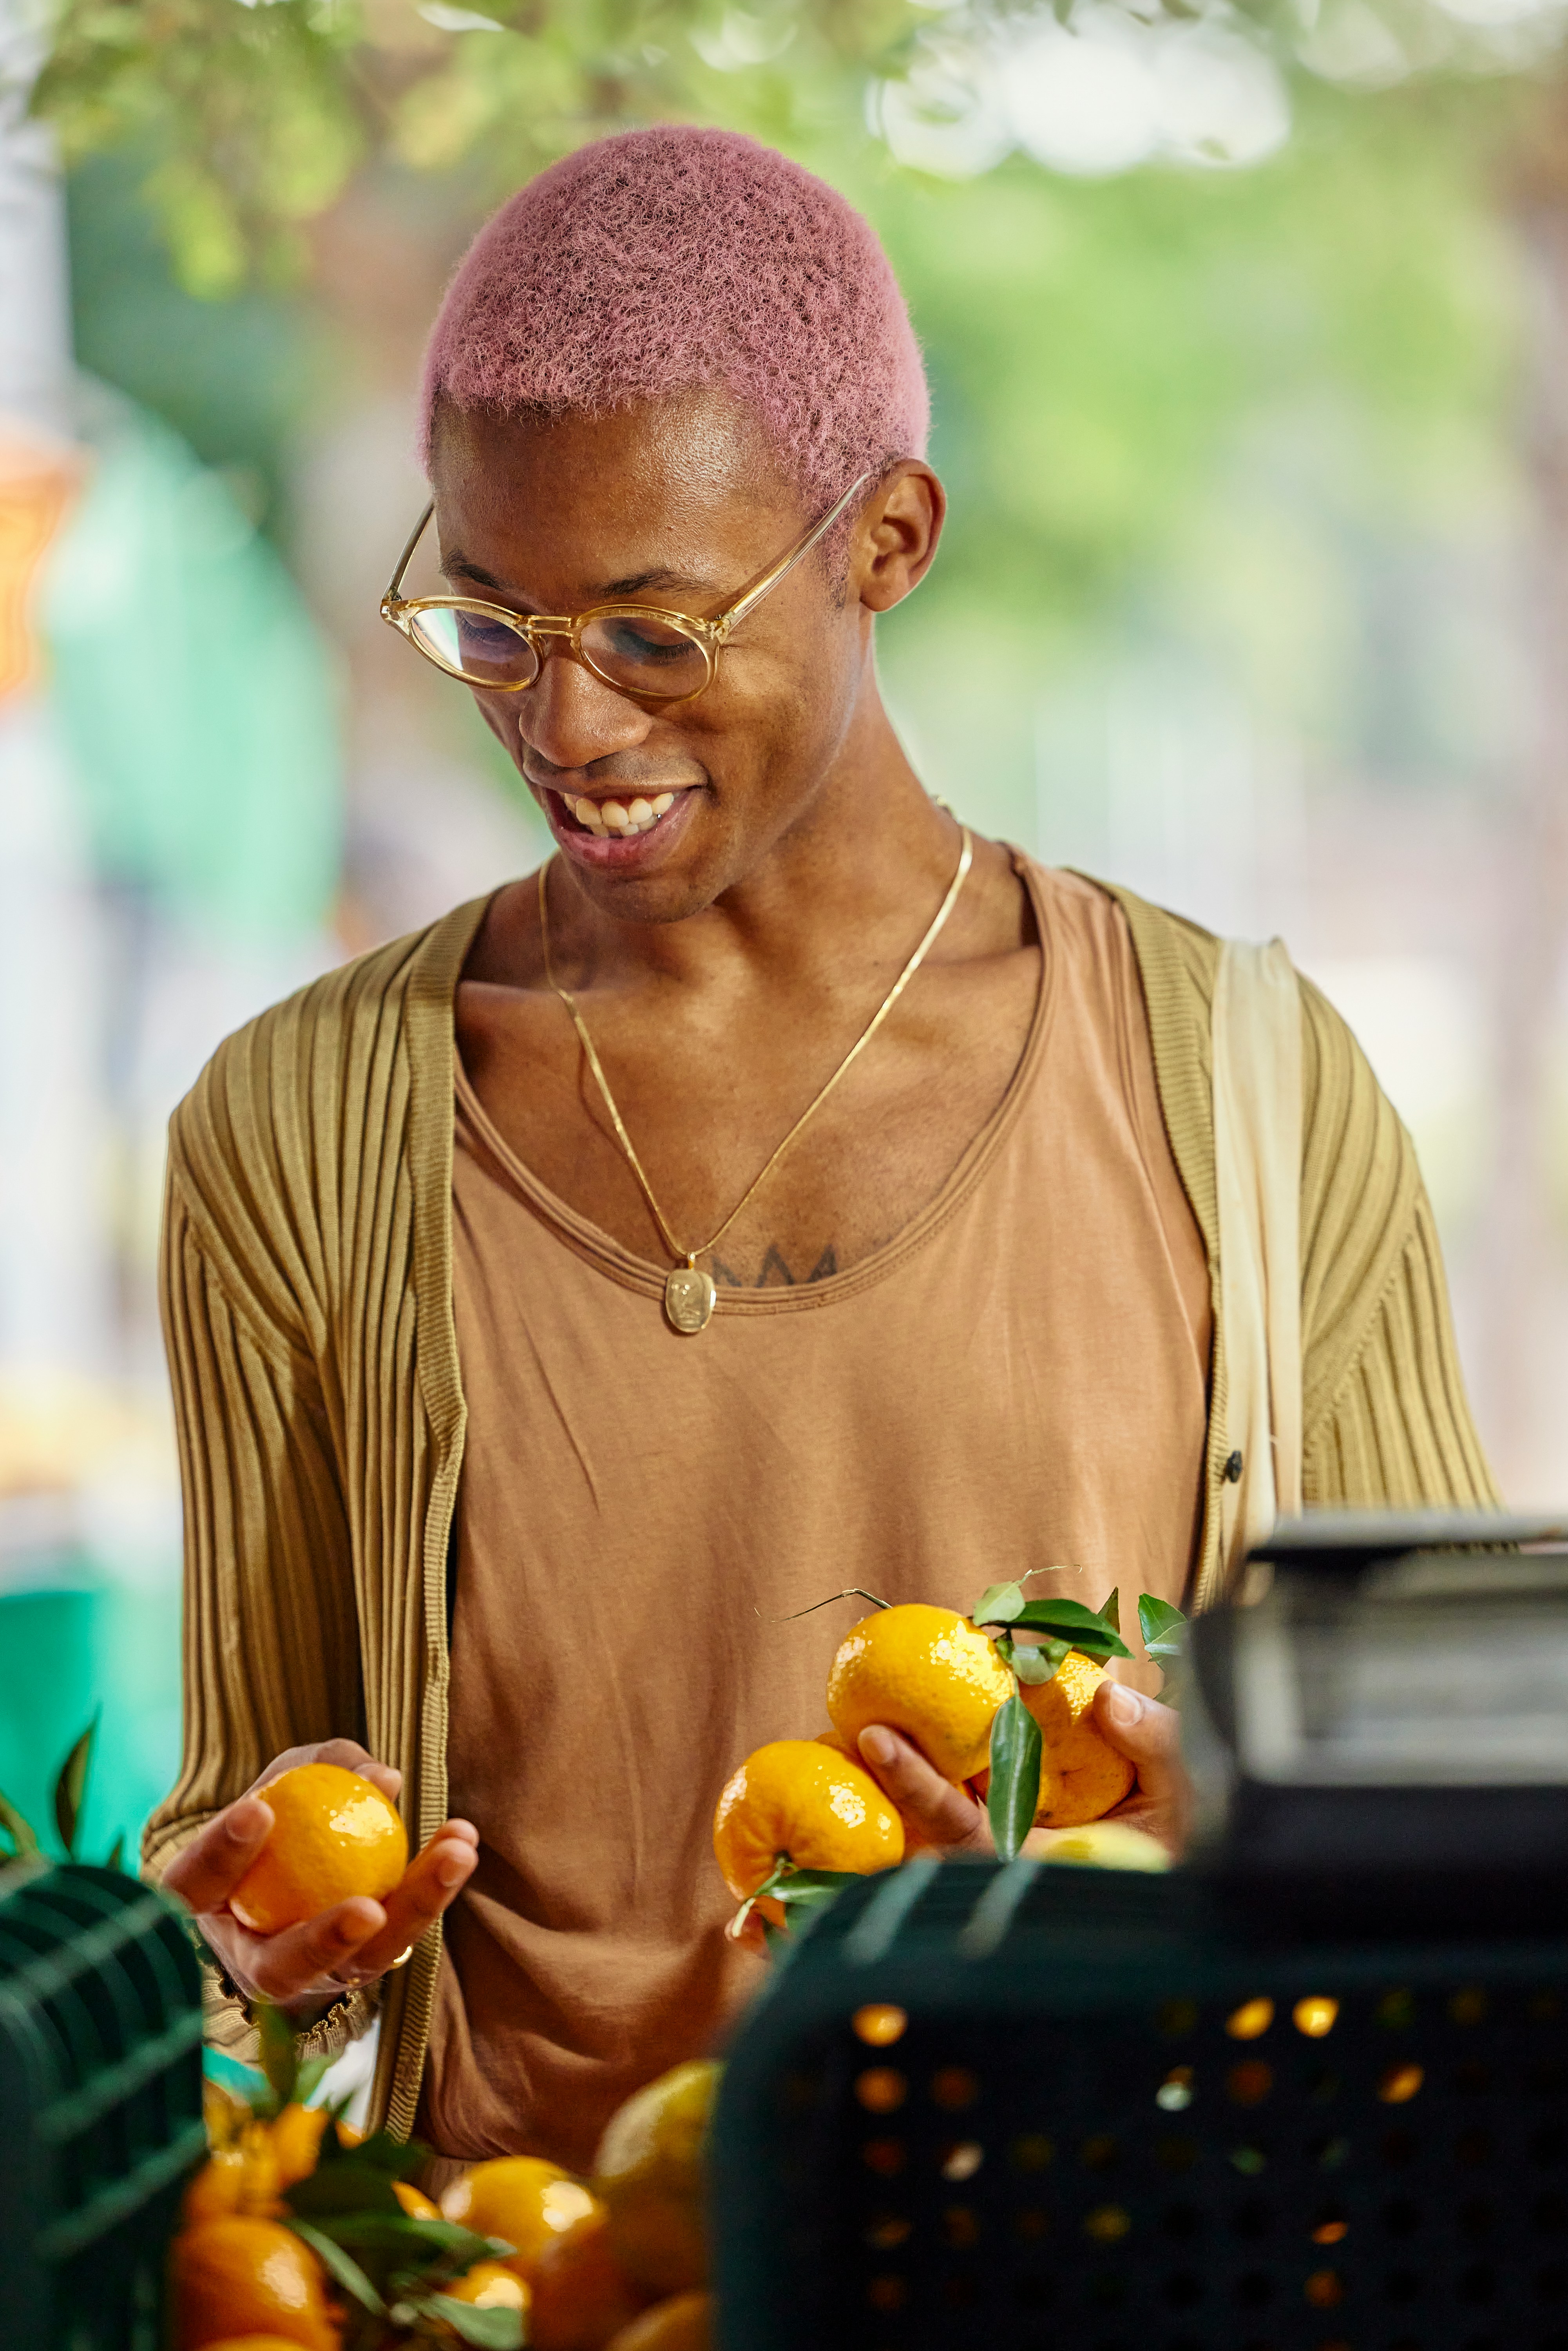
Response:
[664,1262,717,1335]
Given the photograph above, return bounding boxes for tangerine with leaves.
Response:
[442,2261,531,2312]
[269,2102,331,2190]
[441,2156,599,2282]
[174,2215,339,2351]
[1020,1650,1135,1826]
[826,1604,1013,1783]
[713,1739,903,1921]
[229,1763,407,1936]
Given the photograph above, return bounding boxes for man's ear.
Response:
[856,462,945,616]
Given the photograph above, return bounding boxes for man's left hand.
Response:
[856,1686,1188,1860]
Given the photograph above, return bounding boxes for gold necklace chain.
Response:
[537,826,974,1333]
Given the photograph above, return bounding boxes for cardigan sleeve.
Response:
[144,1159,378,2060]
[1297,974,1499,1508]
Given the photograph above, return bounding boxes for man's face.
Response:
[426,389,930,923]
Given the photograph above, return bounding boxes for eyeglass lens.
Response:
[406,601,712,698]
[409,605,540,689]
[578,613,710,698]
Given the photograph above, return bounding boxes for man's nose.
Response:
[516,646,654,772]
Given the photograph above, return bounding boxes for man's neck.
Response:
[534,692,961,1002]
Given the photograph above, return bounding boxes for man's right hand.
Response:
[162,1738,478,2019]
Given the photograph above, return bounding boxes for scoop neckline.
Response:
[451,849,1055,1319]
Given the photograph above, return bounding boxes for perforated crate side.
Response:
[0,1862,206,2351]
[712,1860,1568,2351]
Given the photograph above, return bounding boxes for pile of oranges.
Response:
[712,1596,1148,1918]
[174,2049,717,2351]
[174,1761,716,2351]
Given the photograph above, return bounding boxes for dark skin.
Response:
[448,387,1179,1856]
[449,390,1038,1286]
[165,388,1179,2012]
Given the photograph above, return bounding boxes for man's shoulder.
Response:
[1029,860,1223,1018]
[168,896,491,1206]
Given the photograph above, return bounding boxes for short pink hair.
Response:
[419,127,928,511]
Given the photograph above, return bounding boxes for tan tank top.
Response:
[420,861,1211,2169]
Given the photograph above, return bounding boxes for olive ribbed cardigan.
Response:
[144,879,1498,2139]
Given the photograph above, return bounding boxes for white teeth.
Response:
[565,790,679,838]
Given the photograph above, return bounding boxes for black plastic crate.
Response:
[712,1857,1568,2351]
[0,1859,206,2350]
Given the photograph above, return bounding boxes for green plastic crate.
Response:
[711,1858,1568,2351]
[0,1860,206,2350]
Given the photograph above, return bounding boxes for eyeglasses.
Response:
[379,470,872,706]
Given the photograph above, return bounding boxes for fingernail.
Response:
[1104,1684,1144,1728]
[331,1917,362,1947]
[860,1727,897,1768]
[226,1800,268,1838]
[436,1858,467,1889]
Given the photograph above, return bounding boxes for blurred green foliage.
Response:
[849,86,1516,629]
[68,147,317,534]
[43,0,1531,846]
[34,0,916,297]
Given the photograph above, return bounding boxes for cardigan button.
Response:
[1223,1449,1244,1484]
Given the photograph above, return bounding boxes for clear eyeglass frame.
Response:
[378,468,873,706]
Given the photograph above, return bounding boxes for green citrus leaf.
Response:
[1098,1587,1121,1637]
[53,1715,97,1859]
[312,2124,426,2180]
[425,2296,525,2349]
[0,1784,40,1858]
[773,1868,859,1911]
[285,2219,386,2317]
[285,2157,404,2217]
[1010,1639,1069,1685]
[1138,1594,1188,1660]
[987,1691,1042,1861]
[972,1580,1025,1625]
[732,1860,858,1938]
[293,2056,330,2105]
[320,2213,491,2264]
[254,1998,298,2117]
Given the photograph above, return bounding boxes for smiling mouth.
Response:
[555,789,680,840]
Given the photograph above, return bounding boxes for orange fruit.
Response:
[594,2060,715,2300]
[712,1741,903,1922]
[1027,1819,1169,1869]
[192,2340,326,2351]
[174,2215,338,2351]
[1020,1650,1135,1828]
[230,1764,407,1936]
[183,2126,281,2226]
[183,2150,248,2228]
[440,2158,599,2282]
[530,2208,646,2349]
[606,2291,711,2351]
[392,2180,442,2220]
[269,2104,330,2191]
[441,2261,531,2313]
[817,1729,934,1854]
[826,1604,1013,1784]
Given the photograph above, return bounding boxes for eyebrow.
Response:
[443,552,718,602]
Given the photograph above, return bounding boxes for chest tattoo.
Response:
[712,1242,839,1289]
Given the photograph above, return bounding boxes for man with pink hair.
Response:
[148,128,1492,2160]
